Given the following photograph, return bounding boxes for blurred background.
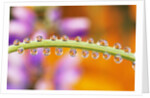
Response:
[8,5,136,91]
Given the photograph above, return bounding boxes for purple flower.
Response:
[47,7,61,22]
[9,7,36,45]
[7,52,29,89]
[12,7,35,24]
[9,20,32,36]
[54,55,81,90]
[9,20,33,45]
[59,17,90,37]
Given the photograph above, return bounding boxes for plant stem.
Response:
[8,40,135,62]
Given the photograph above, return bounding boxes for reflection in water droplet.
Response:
[114,54,123,63]
[103,52,111,60]
[114,43,122,49]
[92,51,99,59]
[61,35,69,41]
[82,50,89,58]
[30,48,38,55]
[69,49,77,57]
[13,39,20,46]
[75,36,82,42]
[36,36,43,42]
[17,47,24,54]
[50,35,57,41]
[43,48,51,56]
[124,47,131,53]
[87,38,94,44]
[55,48,63,56]
[97,40,108,46]
[24,37,30,43]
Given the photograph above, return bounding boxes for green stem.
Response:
[8,40,135,62]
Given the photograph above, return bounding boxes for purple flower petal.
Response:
[47,7,62,22]
[54,55,81,90]
[59,18,90,37]
[12,7,35,24]
[7,52,29,89]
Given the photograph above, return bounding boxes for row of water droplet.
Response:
[13,35,135,69]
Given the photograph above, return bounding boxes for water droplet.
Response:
[17,47,24,54]
[124,47,131,53]
[103,52,111,60]
[87,38,94,44]
[36,36,43,42]
[43,48,51,56]
[114,54,123,63]
[55,48,63,56]
[97,40,108,46]
[132,62,135,70]
[82,50,89,58]
[24,37,30,43]
[30,48,38,55]
[13,39,20,46]
[114,43,122,49]
[92,51,99,59]
[69,49,77,57]
[75,36,82,42]
[61,35,69,41]
[50,35,57,41]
